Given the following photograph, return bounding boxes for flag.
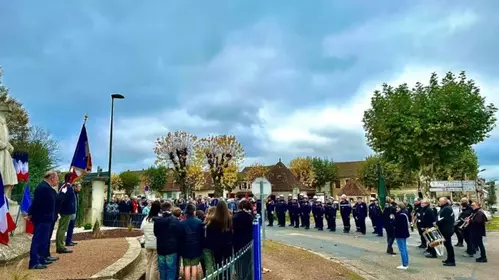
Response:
[377,163,387,210]
[0,173,17,245]
[417,182,424,199]
[12,151,29,182]
[20,184,34,234]
[69,123,92,183]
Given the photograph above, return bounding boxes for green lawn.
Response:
[487,216,499,231]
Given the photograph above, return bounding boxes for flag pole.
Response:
[68,114,88,173]
[12,181,28,236]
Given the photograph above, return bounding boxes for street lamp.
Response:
[107,93,125,203]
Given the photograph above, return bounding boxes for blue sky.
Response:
[1,0,498,180]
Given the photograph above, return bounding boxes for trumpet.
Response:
[459,213,476,230]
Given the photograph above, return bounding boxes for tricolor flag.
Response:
[0,173,17,245]
[20,184,33,234]
[69,122,92,183]
[12,151,29,182]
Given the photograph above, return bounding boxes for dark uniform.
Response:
[437,202,456,266]
[406,203,414,231]
[352,203,359,232]
[382,201,397,254]
[287,195,294,226]
[325,201,337,231]
[339,199,352,233]
[420,204,437,257]
[301,199,311,229]
[315,201,325,230]
[355,200,367,235]
[276,197,287,227]
[312,199,319,228]
[455,203,472,249]
[374,201,384,236]
[414,202,425,248]
[266,199,276,226]
[290,198,301,228]
[368,200,377,234]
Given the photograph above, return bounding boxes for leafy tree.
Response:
[143,165,168,193]
[0,68,30,142]
[311,157,338,192]
[487,181,497,206]
[119,171,140,196]
[434,146,479,180]
[244,162,268,182]
[363,72,497,194]
[154,131,198,198]
[221,163,239,193]
[357,155,415,194]
[111,173,123,191]
[197,135,245,197]
[290,157,315,188]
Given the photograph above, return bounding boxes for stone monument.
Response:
[0,101,18,204]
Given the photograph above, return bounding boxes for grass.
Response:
[486,216,499,231]
[1,260,32,280]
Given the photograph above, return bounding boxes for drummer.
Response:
[420,199,438,258]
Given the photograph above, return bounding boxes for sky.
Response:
[1,1,499,180]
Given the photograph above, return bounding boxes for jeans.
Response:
[56,215,71,251]
[66,219,75,245]
[29,222,51,268]
[396,238,409,266]
[158,253,177,280]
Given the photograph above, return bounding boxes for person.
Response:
[141,200,161,280]
[394,202,410,270]
[287,194,294,227]
[154,201,182,280]
[195,210,205,222]
[180,203,204,280]
[275,195,287,227]
[55,173,75,254]
[142,201,151,215]
[413,198,425,248]
[355,197,367,235]
[368,198,377,234]
[339,195,351,233]
[455,198,472,250]
[266,196,275,227]
[27,170,59,269]
[314,200,324,231]
[404,200,414,232]
[437,197,456,266]
[374,199,384,237]
[312,196,319,227]
[233,199,254,278]
[65,183,80,247]
[352,200,359,232]
[201,207,216,276]
[383,197,397,255]
[420,199,437,258]
[204,201,233,276]
[468,201,487,263]
[290,197,300,228]
[324,199,337,232]
[300,197,311,230]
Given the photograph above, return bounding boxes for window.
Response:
[335,181,341,188]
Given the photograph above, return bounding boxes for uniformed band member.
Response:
[455,198,472,251]
[413,198,425,248]
[276,195,287,227]
[339,194,351,233]
[468,201,488,263]
[325,199,337,232]
[420,199,437,258]
[368,198,377,234]
[290,197,301,228]
[355,197,367,235]
[315,200,325,231]
[437,197,456,266]
[266,195,276,227]
[301,197,311,229]
[312,196,319,228]
[374,199,384,236]
[352,200,358,232]
[404,200,414,232]
[287,194,294,227]
[383,196,397,255]
[298,194,305,227]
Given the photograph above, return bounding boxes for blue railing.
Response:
[102,212,146,228]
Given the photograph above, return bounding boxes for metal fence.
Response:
[203,241,254,280]
[102,212,146,228]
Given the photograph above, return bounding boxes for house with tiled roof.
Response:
[337,178,371,202]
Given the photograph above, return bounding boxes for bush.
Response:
[84,223,92,230]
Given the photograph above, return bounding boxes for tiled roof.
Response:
[335,161,364,178]
[266,161,307,192]
[339,179,369,197]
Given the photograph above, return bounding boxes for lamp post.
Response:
[107,93,125,203]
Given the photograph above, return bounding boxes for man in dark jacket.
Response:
[154,201,182,279]
[469,201,487,262]
[339,195,351,233]
[180,203,204,279]
[437,197,456,266]
[301,197,311,229]
[276,195,287,227]
[290,197,300,228]
[325,199,337,232]
[287,194,293,226]
[55,173,74,254]
[266,196,276,227]
[28,171,59,269]
[455,198,473,249]
[368,198,377,234]
[355,197,367,235]
[382,197,397,254]
[413,198,425,248]
[66,183,80,247]
[315,200,325,231]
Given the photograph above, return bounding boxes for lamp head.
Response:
[111,93,125,99]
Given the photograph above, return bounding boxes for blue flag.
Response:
[20,184,31,213]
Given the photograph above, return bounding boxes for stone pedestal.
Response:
[91,178,106,226]
[9,203,26,235]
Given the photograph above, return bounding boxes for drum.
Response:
[422,227,445,256]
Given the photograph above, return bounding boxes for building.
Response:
[337,179,371,202]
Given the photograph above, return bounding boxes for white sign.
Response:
[251,177,272,197]
[430,180,476,192]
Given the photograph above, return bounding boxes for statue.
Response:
[0,101,19,203]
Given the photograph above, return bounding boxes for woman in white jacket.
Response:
[141,200,161,280]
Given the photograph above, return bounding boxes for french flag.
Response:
[0,173,17,245]
[69,122,92,183]
[12,151,29,182]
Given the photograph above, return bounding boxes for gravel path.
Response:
[1,238,129,280]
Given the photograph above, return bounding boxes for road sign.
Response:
[429,180,476,192]
[251,177,271,197]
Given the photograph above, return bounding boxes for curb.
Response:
[268,240,378,280]
[89,237,142,279]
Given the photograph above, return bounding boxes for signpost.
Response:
[429,180,476,192]
[252,177,271,241]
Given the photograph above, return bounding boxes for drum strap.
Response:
[401,213,410,231]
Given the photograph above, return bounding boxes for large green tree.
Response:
[311,157,338,193]
[434,146,479,180]
[487,181,497,206]
[358,154,415,193]
[143,165,168,193]
[119,171,141,196]
[363,72,497,193]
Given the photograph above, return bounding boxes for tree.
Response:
[119,171,140,196]
[487,181,497,206]
[143,165,168,193]
[221,163,239,193]
[0,68,30,142]
[154,131,198,198]
[311,157,338,192]
[111,173,123,191]
[363,72,497,193]
[357,155,415,194]
[244,162,268,182]
[197,135,245,197]
[290,157,315,188]
[434,146,479,180]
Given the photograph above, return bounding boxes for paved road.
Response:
[265,218,498,280]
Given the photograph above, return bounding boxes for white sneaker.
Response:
[396,265,408,270]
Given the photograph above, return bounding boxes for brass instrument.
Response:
[460,212,476,230]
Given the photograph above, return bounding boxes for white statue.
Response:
[0,102,19,190]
